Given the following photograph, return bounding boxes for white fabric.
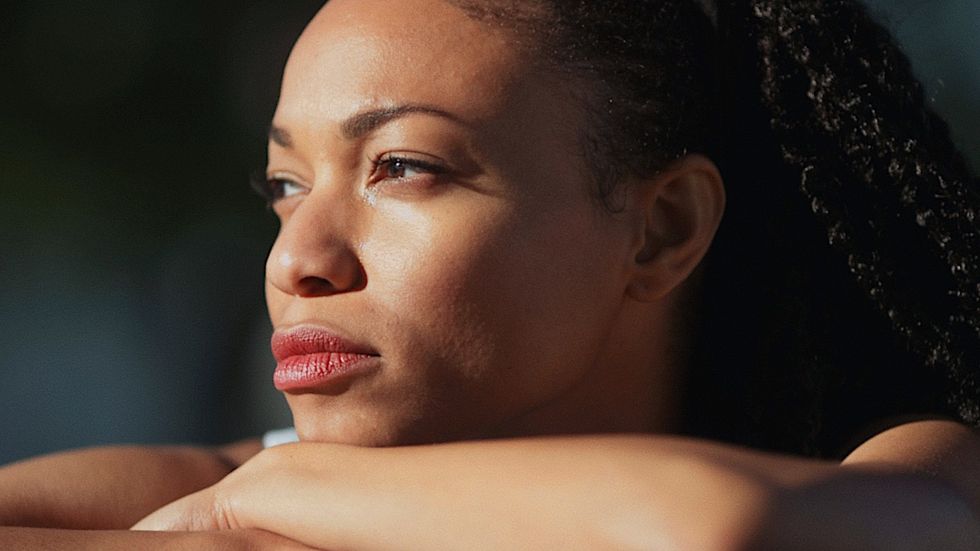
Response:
[262,427,299,448]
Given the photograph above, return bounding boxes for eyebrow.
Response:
[268,104,463,148]
[268,125,293,148]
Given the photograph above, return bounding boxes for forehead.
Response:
[276,0,538,128]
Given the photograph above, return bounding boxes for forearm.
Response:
[150,433,980,551]
[186,436,829,550]
[0,445,242,529]
[0,527,223,550]
[239,436,701,550]
[0,527,315,550]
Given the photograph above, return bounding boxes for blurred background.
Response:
[1,0,978,464]
[0,0,322,463]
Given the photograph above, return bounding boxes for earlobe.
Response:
[626,154,725,302]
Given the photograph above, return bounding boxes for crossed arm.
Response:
[3,420,979,550]
[0,441,314,549]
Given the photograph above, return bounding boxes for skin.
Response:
[0,527,316,551]
[4,0,980,549]
[263,0,722,446]
[130,2,980,549]
[133,425,980,551]
[0,442,320,549]
[0,444,254,529]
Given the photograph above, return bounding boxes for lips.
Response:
[272,325,380,391]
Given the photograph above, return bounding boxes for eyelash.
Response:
[370,154,446,183]
[250,170,290,207]
[251,155,446,206]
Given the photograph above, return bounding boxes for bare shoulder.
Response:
[844,418,980,510]
[844,418,980,467]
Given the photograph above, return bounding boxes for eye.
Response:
[372,155,445,183]
[250,171,307,206]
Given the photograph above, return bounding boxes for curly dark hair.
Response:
[449,0,980,457]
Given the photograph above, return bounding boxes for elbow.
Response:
[753,470,980,551]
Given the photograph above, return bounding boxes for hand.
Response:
[132,445,339,549]
[131,484,229,532]
[131,443,316,533]
[196,528,325,550]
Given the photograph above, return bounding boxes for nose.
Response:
[265,195,365,298]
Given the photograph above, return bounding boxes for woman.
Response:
[3,0,979,548]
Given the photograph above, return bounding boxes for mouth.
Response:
[271,325,381,392]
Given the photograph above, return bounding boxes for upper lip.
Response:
[271,325,379,361]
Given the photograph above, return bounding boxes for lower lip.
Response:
[273,352,380,391]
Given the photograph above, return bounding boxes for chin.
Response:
[288,400,450,447]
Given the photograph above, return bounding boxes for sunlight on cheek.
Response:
[363,201,521,344]
[364,197,519,292]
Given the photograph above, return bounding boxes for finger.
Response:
[130,499,190,531]
[131,490,225,531]
[235,529,325,550]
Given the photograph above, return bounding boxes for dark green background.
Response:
[1,1,977,464]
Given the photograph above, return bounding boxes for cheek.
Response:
[362,203,519,361]
[265,278,284,324]
[363,196,625,414]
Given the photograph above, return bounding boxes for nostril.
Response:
[267,238,367,297]
[296,275,338,297]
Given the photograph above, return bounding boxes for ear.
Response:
[626,154,725,302]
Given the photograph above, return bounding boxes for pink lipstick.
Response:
[272,326,380,392]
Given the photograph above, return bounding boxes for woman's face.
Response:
[265,0,643,445]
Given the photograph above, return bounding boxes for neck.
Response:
[483,294,684,439]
